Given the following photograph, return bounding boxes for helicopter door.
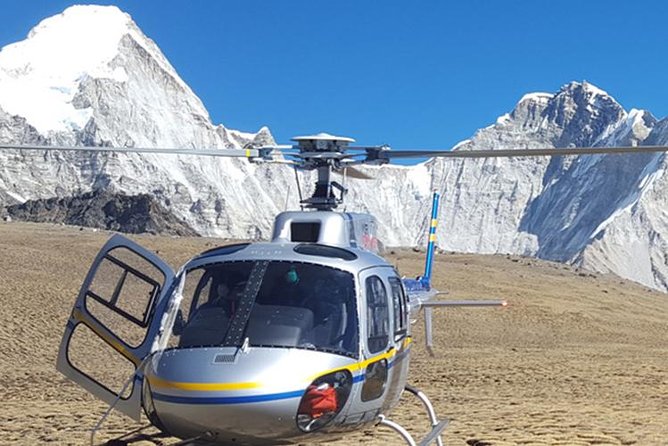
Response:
[360,271,391,406]
[56,234,175,421]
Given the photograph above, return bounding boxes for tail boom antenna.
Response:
[422,191,440,288]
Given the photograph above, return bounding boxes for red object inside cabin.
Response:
[298,384,338,418]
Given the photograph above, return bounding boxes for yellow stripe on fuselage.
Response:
[431,218,438,228]
[307,336,413,382]
[149,374,261,392]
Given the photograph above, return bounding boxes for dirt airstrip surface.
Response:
[0,222,666,445]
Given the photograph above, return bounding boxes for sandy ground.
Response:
[0,221,666,446]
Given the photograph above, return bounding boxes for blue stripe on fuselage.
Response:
[388,346,410,370]
[152,389,306,405]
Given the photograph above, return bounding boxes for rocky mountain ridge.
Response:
[1,5,668,292]
[6,190,197,235]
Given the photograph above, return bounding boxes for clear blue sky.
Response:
[2,1,668,153]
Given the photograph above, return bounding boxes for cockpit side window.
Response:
[388,277,407,341]
[366,275,389,354]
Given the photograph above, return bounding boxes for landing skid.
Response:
[377,385,448,446]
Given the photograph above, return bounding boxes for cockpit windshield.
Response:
[168,260,359,358]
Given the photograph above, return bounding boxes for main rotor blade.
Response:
[379,145,668,159]
[0,143,262,158]
[333,166,374,180]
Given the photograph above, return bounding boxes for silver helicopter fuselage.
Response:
[58,210,417,445]
[147,247,411,443]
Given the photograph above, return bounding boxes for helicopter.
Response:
[2,134,668,446]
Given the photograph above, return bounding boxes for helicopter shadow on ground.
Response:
[101,425,185,446]
[103,427,253,446]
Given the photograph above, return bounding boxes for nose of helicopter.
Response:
[143,347,357,444]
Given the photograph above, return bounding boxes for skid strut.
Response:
[377,385,448,446]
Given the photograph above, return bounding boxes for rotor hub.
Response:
[290,133,356,211]
[292,133,355,153]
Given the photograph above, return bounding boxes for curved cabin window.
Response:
[388,277,408,341]
[361,358,388,401]
[169,261,359,358]
[366,275,389,354]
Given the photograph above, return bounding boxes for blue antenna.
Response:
[421,191,440,288]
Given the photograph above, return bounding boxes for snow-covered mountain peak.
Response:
[534,81,625,147]
[558,82,625,122]
[0,5,141,89]
[0,5,131,134]
[574,80,609,96]
[25,5,134,59]
[558,80,611,100]
[518,92,553,105]
[495,91,552,127]
[4,5,133,72]
[0,5,208,136]
[490,82,623,151]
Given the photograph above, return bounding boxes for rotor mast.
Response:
[292,133,355,211]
